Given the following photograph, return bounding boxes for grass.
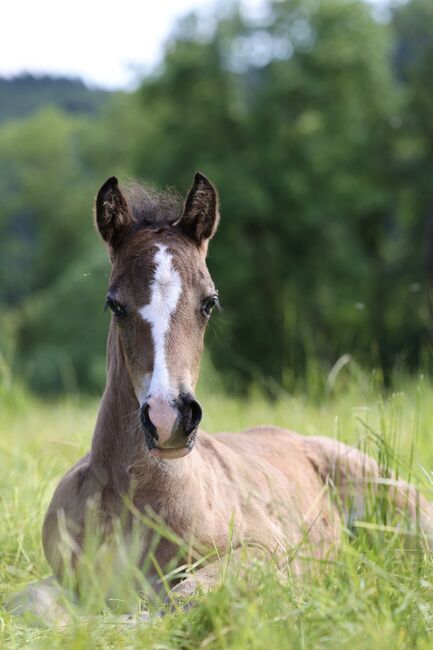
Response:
[1,372,433,648]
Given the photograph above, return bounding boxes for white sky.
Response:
[1,0,388,90]
[0,0,226,89]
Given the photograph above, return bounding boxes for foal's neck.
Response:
[90,324,148,488]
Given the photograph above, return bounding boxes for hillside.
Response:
[0,74,111,122]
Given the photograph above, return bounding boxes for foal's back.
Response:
[199,426,343,556]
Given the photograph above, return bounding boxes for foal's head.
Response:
[95,173,220,460]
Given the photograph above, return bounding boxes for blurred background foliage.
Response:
[1,0,433,396]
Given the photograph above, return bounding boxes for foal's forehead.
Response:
[110,229,211,294]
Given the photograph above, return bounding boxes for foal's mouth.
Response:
[149,445,193,460]
[146,436,196,460]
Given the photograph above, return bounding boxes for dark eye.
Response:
[105,296,127,318]
[201,294,219,317]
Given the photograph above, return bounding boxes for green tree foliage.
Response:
[392,0,433,350]
[1,0,433,394]
[0,110,96,305]
[131,0,403,388]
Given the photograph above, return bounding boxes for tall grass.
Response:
[1,372,433,648]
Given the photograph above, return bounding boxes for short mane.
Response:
[124,182,184,229]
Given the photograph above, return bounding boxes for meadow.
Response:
[1,371,433,649]
[3,0,433,646]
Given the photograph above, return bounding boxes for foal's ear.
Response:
[176,172,220,249]
[94,176,131,250]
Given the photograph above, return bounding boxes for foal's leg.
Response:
[5,576,72,627]
[165,546,268,609]
[303,436,433,546]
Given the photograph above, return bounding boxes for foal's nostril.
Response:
[189,399,202,431]
[181,396,202,435]
[141,403,158,440]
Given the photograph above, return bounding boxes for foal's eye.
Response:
[105,297,127,318]
[201,295,219,318]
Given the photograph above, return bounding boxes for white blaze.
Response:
[139,244,182,401]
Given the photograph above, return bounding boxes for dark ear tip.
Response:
[194,171,211,186]
[98,176,119,196]
[100,176,119,192]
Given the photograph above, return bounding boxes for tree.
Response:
[130,0,399,390]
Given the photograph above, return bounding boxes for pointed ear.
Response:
[176,172,220,248]
[94,176,131,250]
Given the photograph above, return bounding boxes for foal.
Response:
[10,173,433,620]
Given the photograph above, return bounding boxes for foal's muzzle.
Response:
[140,393,202,460]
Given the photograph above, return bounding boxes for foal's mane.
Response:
[124,182,184,230]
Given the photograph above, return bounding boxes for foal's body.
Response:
[43,400,433,603]
[9,173,433,620]
[43,333,340,593]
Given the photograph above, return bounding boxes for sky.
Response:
[0,0,230,89]
[2,0,388,90]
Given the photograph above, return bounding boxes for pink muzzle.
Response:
[147,396,178,447]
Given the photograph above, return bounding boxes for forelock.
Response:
[123,182,183,230]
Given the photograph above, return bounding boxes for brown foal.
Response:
[8,172,433,622]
